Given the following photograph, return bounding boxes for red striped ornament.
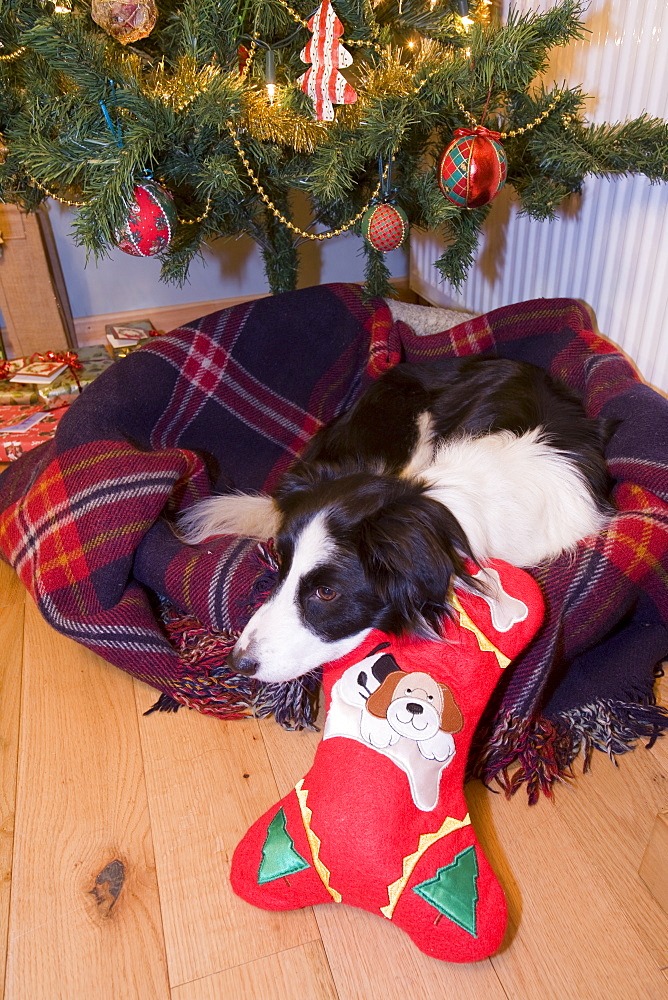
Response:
[438,127,507,209]
[298,0,357,121]
[362,203,408,252]
[116,180,177,257]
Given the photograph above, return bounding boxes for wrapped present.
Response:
[0,347,114,408]
[0,359,34,404]
[0,404,68,462]
[10,359,69,384]
[39,346,114,408]
[105,320,159,358]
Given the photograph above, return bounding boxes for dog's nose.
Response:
[406,702,424,715]
[232,655,260,677]
[227,645,260,676]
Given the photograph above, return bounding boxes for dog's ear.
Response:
[357,489,477,637]
[438,684,464,733]
[273,461,323,513]
[273,459,352,517]
[366,671,405,719]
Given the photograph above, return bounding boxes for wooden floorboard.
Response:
[0,563,24,1000]
[5,598,169,1000]
[484,775,668,1000]
[651,673,668,774]
[133,681,321,990]
[552,746,668,968]
[2,569,667,999]
[170,941,338,1000]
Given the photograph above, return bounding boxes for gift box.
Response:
[105,320,159,359]
[0,347,114,408]
[0,404,69,462]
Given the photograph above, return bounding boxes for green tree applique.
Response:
[412,846,480,936]
[258,808,311,885]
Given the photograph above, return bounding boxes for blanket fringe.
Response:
[555,699,668,772]
[470,699,668,803]
[144,692,182,715]
[156,599,321,730]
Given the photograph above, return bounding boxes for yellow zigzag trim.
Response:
[294,779,342,903]
[380,812,472,919]
[451,593,511,669]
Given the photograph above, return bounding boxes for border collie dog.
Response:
[179,357,613,684]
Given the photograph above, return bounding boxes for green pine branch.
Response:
[1,0,666,298]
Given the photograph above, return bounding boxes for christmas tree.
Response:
[0,0,666,297]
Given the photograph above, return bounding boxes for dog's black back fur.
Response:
[221,357,615,680]
[265,357,615,648]
[291,357,612,511]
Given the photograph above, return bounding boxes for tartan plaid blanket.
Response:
[0,282,666,799]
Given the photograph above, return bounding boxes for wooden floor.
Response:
[1,558,667,1000]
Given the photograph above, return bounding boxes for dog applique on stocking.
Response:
[231,560,544,962]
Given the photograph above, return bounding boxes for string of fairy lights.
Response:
[1,0,566,240]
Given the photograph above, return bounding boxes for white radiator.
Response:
[410,0,668,393]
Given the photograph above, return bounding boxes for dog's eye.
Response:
[314,586,338,602]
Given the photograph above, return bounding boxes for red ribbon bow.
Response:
[0,350,82,389]
[31,350,83,390]
[28,350,82,369]
[453,125,503,142]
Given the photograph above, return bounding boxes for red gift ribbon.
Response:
[28,350,83,391]
[453,125,503,142]
[0,360,15,381]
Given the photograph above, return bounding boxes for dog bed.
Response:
[0,283,666,799]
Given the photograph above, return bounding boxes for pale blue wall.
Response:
[46,201,408,319]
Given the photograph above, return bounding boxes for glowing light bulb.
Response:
[265,48,277,104]
[460,15,474,29]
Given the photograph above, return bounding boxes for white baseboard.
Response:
[73,293,271,347]
[72,279,411,347]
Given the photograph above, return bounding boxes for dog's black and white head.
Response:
[227,468,476,684]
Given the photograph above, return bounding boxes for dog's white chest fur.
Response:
[415,427,608,566]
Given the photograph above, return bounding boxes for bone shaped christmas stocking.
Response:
[231,560,544,962]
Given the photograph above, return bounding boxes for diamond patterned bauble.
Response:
[438,127,507,209]
[116,181,177,257]
[362,203,408,252]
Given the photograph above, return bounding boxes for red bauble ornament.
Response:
[362,203,408,252]
[116,181,177,257]
[438,126,507,209]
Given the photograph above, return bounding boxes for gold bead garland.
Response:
[179,196,212,225]
[227,122,387,241]
[454,93,562,139]
[27,172,211,225]
[29,175,88,207]
[0,46,26,61]
[269,0,384,53]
